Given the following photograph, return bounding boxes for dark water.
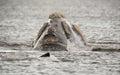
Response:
[0,51,120,75]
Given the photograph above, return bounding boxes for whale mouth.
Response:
[41,27,67,51]
[42,32,58,44]
[41,34,68,51]
[42,26,58,44]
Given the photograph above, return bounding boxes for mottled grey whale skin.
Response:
[40,24,68,51]
[33,12,87,51]
[33,13,68,51]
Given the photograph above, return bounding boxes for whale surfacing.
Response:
[32,12,87,51]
